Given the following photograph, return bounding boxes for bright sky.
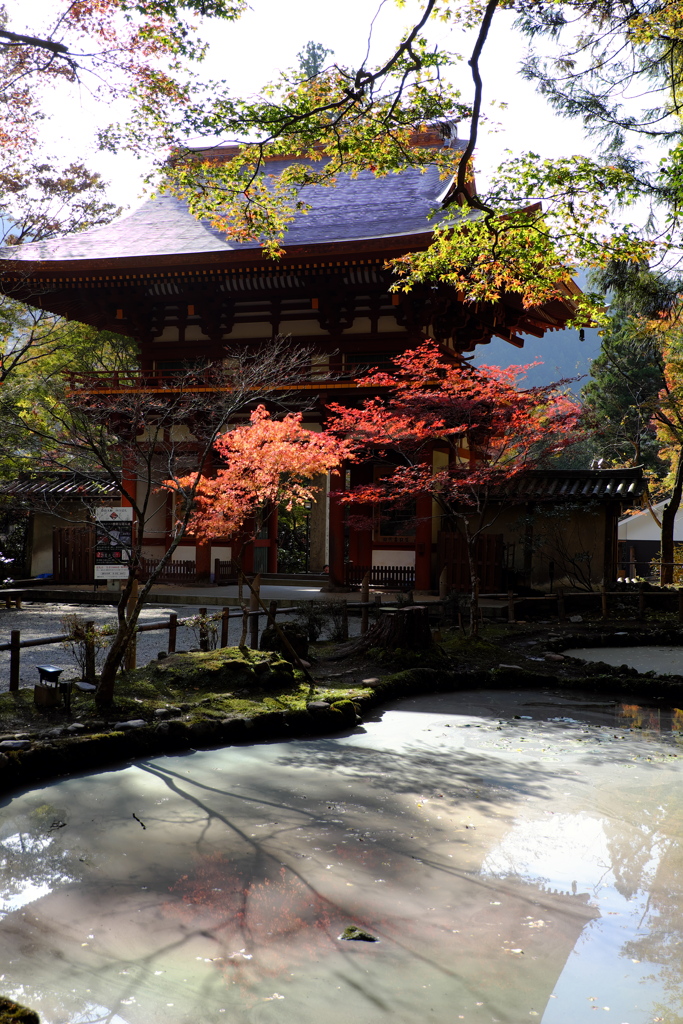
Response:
[19,0,597,211]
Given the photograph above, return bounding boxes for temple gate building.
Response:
[0,131,640,590]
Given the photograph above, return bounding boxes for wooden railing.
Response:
[65,360,400,394]
[344,564,416,589]
[214,559,240,585]
[0,603,299,692]
[139,558,197,584]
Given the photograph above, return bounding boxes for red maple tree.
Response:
[326,340,582,631]
[174,404,350,542]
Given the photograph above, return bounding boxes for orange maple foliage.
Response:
[171,405,350,540]
[0,0,243,151]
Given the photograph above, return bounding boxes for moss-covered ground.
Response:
[0,997,40,1024]
[0,646,375,737]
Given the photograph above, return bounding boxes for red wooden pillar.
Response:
[121,454,136,510]
[414,490,432,592]
[195,539,211,581]
[329,466,345,585]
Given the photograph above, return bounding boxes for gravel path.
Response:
[0,600,361,692]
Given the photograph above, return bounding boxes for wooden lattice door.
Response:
[437,531,504,592]
[53,527,95,583]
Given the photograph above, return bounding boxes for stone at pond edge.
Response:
[114,719,147,730]
[339,926,378,942]
[307,701,331,712]
[330,699,361,725]
[0,740,30,751]
[153,707,181,719]
[0,995,41,1023]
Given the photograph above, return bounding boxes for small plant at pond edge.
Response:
[60,615,115,680]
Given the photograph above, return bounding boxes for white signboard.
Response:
[95,507,133,522]
[94,506,133,579]
[95,564,130,580]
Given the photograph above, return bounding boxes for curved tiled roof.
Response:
[494,468,645,503]
[0,160,461,264]
[0,473,118,500]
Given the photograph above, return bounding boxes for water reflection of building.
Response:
[482,809,675,1021]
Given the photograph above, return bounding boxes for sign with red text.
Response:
[94,507,133,579]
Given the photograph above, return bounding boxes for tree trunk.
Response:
[330,606,433,659]
[661,452,683,585]
[96,574,144,703]
[96,620,136,703]
[467,537,480,637]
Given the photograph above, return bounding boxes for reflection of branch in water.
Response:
[138,760,471,990]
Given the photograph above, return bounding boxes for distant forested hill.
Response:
[472,272,601,391]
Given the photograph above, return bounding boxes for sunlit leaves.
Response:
[390,152,655,314]
[172,405,349,540]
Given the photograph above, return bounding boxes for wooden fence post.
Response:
[84,620,96,683]
[557,588,565,623]
[361,571,370,635]
[220,607,230,648]
[9,629,20,692]
[239,606,249,648]
[678,589,683,625]
[341,601,349,641]
[269,600,278,625]
[507,590,516,624]
[638,587,646,621]
[249,574,261,649]
[601,585,608,620]
[439,566,448,600]
[168,612,177,653]
[199,607,209,651]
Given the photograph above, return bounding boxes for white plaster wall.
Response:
[224,323,272,339]
[136,479,167,536]
[141,544,165,559]
[371,550,416,568]
[172,545,196,561]
[184,325,211,341]
[210,545,232,563]
[619,503,682,542]
[279,319,326,336]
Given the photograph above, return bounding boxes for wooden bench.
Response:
[1,590,25,609]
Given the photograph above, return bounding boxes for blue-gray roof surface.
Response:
[0,160,460,263]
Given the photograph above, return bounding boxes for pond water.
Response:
[2,689,683,1024]
[566,644,683,676]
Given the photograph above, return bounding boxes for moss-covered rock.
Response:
[339,926,378,942]
[149,648,294,691]
[0,996,40,1023]
[329,699,360,726]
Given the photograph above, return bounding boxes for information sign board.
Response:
[94,506,133,580]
